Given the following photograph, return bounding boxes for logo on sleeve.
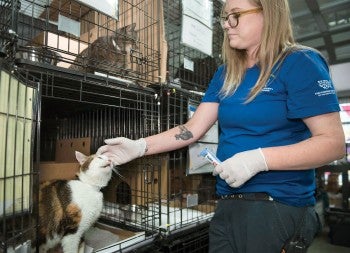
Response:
[315,79,335,97]
[317,80,333,89]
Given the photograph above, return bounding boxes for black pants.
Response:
[209,198,320,253]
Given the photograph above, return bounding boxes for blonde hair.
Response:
[221,0,298,102]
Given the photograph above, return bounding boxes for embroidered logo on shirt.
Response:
[315,79,335,97]
[317,79,333,89]
[262,74,276,93]
[262,87,273,92]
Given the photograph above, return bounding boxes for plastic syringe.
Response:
[199,148,221,166]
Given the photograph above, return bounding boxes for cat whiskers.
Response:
[112,166,126,180]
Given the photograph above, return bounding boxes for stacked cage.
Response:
[2,0,167,252]
[33,64,162,251]
[110,0,225,246]
[157,87,217,234]
[101,87,218,252]
[1,1,40,252]
[149,0,224,251]
[0,0,20,58]
[164,0,224,92]
[1,0,224,251]
[14,0,167,86]
[0,68,40,251]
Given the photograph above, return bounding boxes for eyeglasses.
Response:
[220,7,263,28]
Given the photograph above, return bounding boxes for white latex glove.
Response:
[213,148,268,188]
[97,137,147,165]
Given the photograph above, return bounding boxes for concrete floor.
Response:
[308,229,350,253]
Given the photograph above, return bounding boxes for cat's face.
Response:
[75,152,113,188]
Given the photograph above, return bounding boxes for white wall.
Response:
[330,62,350,92]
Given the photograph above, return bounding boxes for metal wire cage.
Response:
[95,85,217,240]
[1,1,222,251]
[34,66,161,161]
[163,0,224,92]
[156,86,217,235]
[13,0,165,86]
[20,62,163,251]
[0,0,20,58]
[158,222,210,253]
[0,67,40,252]
[98,86,217,240]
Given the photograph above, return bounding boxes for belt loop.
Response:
[219,193,273,201]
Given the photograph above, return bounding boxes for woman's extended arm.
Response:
[263,112,345,171]
[97,102,219,164]
[144,102,219,155]
[213,111,345,188]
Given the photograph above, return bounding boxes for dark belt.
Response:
[219,192,273,201]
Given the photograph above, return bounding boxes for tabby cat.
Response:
[35,151,113,253]
[70,23,138,75]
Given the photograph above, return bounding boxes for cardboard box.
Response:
[103,154,215,207]
[39,0,91,22]
[55,137,91,163]
[39,162,80,182]
[30,0,167,84]
[103,155,172,206]
[31,31,88,69]
[79,0,167,84]
[120,0,167,84]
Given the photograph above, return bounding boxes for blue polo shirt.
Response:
[202,49,340,206]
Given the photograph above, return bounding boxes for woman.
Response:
[97,0,345,252]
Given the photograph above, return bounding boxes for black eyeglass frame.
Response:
[220,7,263,28]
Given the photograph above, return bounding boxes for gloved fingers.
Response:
[108,155,124,165]
[98,151,122,165]
[226,177,236,185]
[219,170,230,180]
[212,164,223,176]
[110,159,122,166]
[96,145,108,155]
[104,137,125,145]
[229,182,237,188]
[229,180,243,188]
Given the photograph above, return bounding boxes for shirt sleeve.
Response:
[280,50,340,119]
[201,65,225,103]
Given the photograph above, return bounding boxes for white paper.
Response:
[201,121,219,143]
[187,142,217,174]
[181,15,213,56]
[188,103,218,143]
[77,0,119,20]
[182,0,213,28]
[187,101,219,174]
[184,57,194,71]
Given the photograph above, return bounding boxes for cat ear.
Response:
[119,23,137,33]
[75,151,87,165]
[129,23,137,31]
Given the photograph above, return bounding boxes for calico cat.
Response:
[35,151,113,253]
[70,23,138,74]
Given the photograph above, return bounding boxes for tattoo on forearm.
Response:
[175,125,193,140]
